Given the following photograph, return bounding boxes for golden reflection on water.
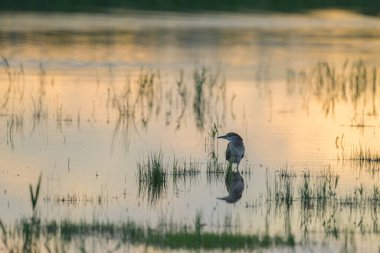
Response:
[1,10,380,251]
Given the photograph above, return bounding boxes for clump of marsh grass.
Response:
[111,69,161,123]
[350,145,380,163]
[206,157,226,183]
[299,169,339,209]
[265,168,339,209]
[273,168,296,208]
[193,66,207,129]
[340,184,380,208]
[3,216,295,252]
[205,122,220,159]
[137,151,167,204]
[1,57,26,111]
[288,60,379,120]
[204,123,222,174]
[192,67,226,131]
[171,157,201,185]
[16,172,44,253]
[110,70,161,153]
[137,151,202,204]
[0,57,26,149]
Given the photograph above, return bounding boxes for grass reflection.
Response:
[288,60,379,124]
[0,60,230,151]
[137,151,202,205]
[109,67,227,152]
[0,174,295,252]
[262,167,380,241]
[350,145,380,163]
[0,217,295,252]
[137,151,167,205]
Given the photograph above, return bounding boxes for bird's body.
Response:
[218,132,245,170]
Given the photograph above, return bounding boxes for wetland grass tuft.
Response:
[274,169,295,207]
[171,157,201,185]
[137,151,167,203]
[299,169,338,209]
[206,157,226,182]
[350,145,380,163]
[288,60,380,120]
[4,218,295,252]
[266,169,340,209]
[137,151,202,203]
[192,67,226,130]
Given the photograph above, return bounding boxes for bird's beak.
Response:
[217,135,226,139]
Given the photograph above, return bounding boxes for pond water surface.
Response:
[1,10,380,252]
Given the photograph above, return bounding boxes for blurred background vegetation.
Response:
[0,0,379,14]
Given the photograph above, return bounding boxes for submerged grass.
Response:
[1,217,295,252]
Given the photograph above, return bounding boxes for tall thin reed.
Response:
[29,173,42,212]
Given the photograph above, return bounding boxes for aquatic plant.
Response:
[274,168,295,208]
[206,156,225,183]
[31,63,49,123]
[299,169,338,209]
[175,69,188,129]
[29,173,42,213]
[111,69,160,122]
[288,60,380,121]
[6,111,24,150]
[192,67,226,130]
[205,123,219,154]
[137,151,202,204]
[171,157,201,186]
[350,145,380,162]
[137,151,167,204]
[0,217,295,252]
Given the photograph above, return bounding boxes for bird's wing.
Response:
[226,142,231,161]
[228,142,245,161]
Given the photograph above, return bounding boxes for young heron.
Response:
[218,132,245,171]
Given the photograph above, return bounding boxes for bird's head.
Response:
[217,132,243,142]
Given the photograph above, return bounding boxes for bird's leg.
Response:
[225,168,233,193]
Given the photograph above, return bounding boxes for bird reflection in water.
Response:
[218,169,244,203]
[217,132,245,203]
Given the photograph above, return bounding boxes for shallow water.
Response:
[1,10,380,252]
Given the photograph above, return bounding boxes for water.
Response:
[1,9,380,252]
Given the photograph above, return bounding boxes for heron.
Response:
[217,132,245,171]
